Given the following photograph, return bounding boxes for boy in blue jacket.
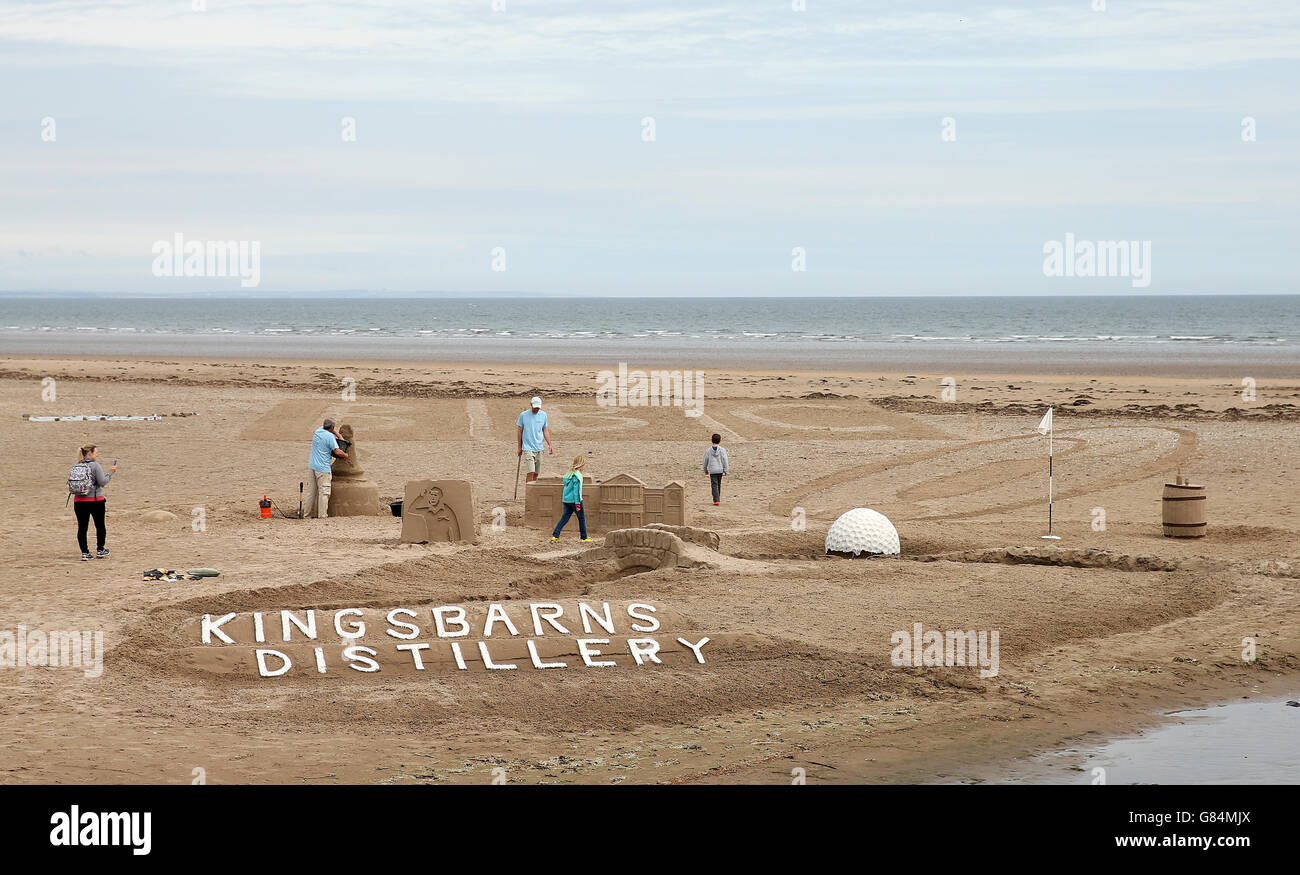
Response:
[551,456,592,541]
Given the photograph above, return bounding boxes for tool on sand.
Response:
[297,481,304,520]
[513,454,522,500]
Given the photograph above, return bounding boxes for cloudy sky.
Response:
[1,0,1297,295]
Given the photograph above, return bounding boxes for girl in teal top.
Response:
[551,456,591,541]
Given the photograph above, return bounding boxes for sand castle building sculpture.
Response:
[327,424,380,516]
[525,474,686,533]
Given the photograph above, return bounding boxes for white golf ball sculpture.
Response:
[825,508,900,557]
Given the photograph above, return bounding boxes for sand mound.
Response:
[139,510,180,524]
[910,546,1182,573]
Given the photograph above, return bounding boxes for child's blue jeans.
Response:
[552,502,587,539]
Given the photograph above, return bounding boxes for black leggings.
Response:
[75,500,107,553]
[710,473,724,502]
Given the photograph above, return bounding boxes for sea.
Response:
[1,294,1296,375]
[974,695,1300,785]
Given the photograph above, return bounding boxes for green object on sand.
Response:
[186,568,221,577]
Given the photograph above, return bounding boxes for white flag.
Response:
[1036,408,1053,435]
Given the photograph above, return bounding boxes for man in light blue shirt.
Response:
[516,396,554,482]
[306,418,348,518]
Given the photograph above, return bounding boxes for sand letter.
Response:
[578,638,616,667]
[397,642,431,670]
[252,612,265,643]
[256,649,292,677]
[449,641,469,670]
[343,645,380,672]
[433,606,469,638]
[526,640,567,669]
[628,638,662,665]
[281,609,318,642]
[314,647,327,674]
[478,640,517,670]
[578,602,615,634]
[334,608,365,640]
[626,603,660,633]
[386,608,420,640]
[483,603,520,637]
[530,603,570,635]
[201,613,237,645]
[676,636,710,664]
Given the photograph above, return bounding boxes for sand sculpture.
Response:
[525,474,685,533]
[643,522,721,551]
[400,479,476,543]
[327,424,380,516]
[603,527,689,574]
[825,508,900,557]
[578,525,721,575]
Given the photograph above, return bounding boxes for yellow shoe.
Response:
[580,538,594,542]
[550,536,560,542]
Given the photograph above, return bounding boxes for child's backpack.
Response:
[68,460,95,499]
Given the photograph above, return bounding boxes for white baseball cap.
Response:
[531,396,542,408]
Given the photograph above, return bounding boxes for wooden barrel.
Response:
[1162,481,1206,537]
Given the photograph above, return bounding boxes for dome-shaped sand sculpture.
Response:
[825,508,900,557]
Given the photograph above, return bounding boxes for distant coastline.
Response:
[1,294,1295,377]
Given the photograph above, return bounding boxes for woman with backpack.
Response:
[69,444,115,560]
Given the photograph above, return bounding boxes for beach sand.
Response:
[0,354,1297,784]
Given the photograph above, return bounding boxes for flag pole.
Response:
[1042,406,1060,540]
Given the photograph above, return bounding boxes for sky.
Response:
[0,0,1297,296]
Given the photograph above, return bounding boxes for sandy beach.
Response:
[0,353,1296,785]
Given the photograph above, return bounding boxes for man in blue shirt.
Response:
[516,396,554,483]
[306,418,348,518]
